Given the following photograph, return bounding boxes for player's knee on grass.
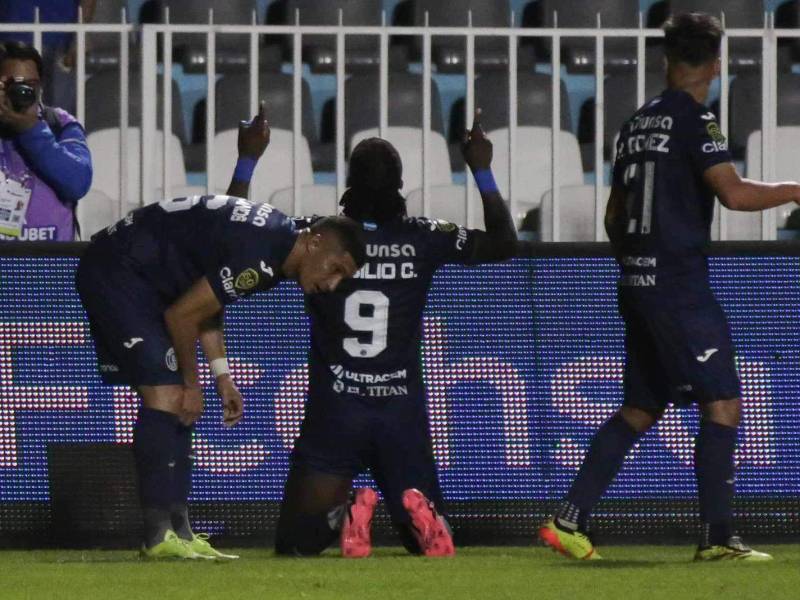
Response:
[274,511,341,556]
[396,523,423,555]
[275,466,352,556]
[701,398,741,428]
[620,406,662,433]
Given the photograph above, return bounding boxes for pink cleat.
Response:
[402,489,455,557]
[341,487,378,558]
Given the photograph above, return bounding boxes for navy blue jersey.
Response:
[612,89,732,303]
[90,196,297,305]
[302,217,479,405]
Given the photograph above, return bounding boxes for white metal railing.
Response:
[1,12,793,241]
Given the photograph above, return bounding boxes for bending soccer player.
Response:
[76,106,365,560]
[539,12,800,561]
[234,109,516,557]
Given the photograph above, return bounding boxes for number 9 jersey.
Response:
[300,216,479,407]
[612,88,732,305]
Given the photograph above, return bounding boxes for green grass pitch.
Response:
[3,546,800,600]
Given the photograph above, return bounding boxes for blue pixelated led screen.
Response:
[1,251,800,535]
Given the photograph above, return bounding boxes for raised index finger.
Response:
[470,108,484,136]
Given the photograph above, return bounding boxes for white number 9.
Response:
[343,290,389,358]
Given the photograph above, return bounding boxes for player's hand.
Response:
[0,81,39,134]
[216,374,244,427]
[461,108,493,172]
[178,385,204,426]
[237,101,270,160]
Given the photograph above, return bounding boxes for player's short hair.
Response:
[663,12,723,67]
[0,41,44,78]
[310,215,367,268]
[340,137,406,224]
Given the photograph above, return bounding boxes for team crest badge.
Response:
[434,219,457,232]
[165,348,178,372]
[706,122,726,144]
[234,268,260,291]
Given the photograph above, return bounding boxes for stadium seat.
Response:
[84,71,186,143]
[776,0,800,69]
[211,128,315,205]
[84,0,135,73]
[350,127,452,195]
[269,185,339,217]
[743,126,800,232]
[87,128,201,205]
[404,184,485,228]
[211,72,316,144]
[447,71,570,171]
[344,72,446,145]
[488,127,584,213]
[286,0,384,73]
[580,69,664,159]
[668,1,762,71]
[412,0,523,73]
[729,72,800,158]
[163,1,281,73]
[76,189,119,238]
[534,0,640,74]
[710,207,764,241]
[539,185,610,241]
[474,72,571,132]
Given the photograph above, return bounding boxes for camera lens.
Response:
[7,83,36,112]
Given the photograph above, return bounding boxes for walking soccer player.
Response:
[539,12,800,561]
[76,104,366,560]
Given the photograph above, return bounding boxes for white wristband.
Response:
[210,357,230,378]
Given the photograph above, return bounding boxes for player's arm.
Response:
[703,162,800,211]
[198,312,243,427]
[604,185,627,245]
[163,278,222,425]
[461,109,517,262]
[225,102,270,200]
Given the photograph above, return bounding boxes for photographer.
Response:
[0,41,92,241]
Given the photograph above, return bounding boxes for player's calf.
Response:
[402,488,455,557]
[340,487,378,558]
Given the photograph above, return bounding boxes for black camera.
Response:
[5,80,37,112]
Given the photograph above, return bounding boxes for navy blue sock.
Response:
[133,407,179,548]
[560,413,642,530]
[695,420,737,546]
[170,423,194,540]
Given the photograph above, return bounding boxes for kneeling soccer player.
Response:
[76,107,365,559]
[539,12,800,561]
[255,110,516,557]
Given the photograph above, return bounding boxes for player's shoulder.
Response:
[662,89,718,125]
[401,216,461,235]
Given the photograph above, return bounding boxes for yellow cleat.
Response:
[186,533,240,560]
[694,537,772,562]
[140,530,201,560]
[538,519,602,560]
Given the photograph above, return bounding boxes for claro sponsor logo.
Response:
[456,227,468,250]
[220,266,238,301]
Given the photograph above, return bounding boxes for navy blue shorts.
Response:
[76,244,183,387]
[291,392,445,522]
[620,297,741,412]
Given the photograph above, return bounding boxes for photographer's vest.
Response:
[0,106,79,241]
